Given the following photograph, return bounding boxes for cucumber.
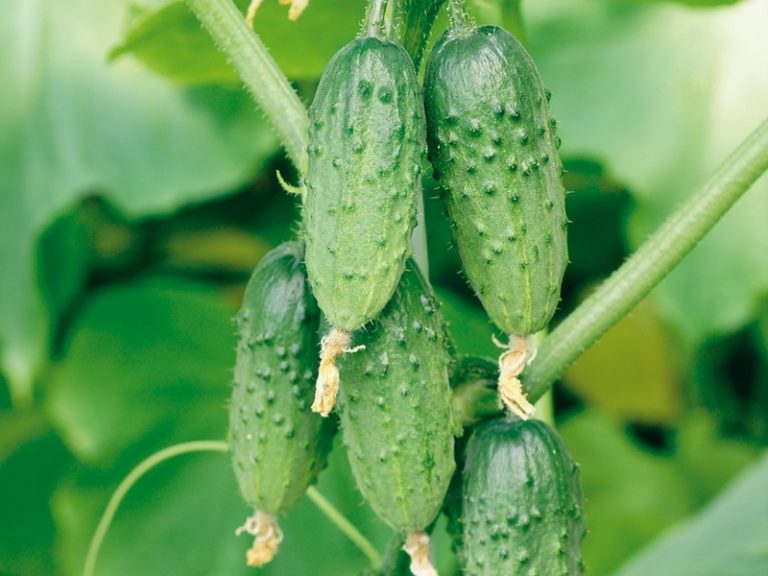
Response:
[304,36,425,332]
[304,31,427,416]
[424,24,568,418]
[229,242,335,566]
[337,263,455,575]
[460,416,585,575]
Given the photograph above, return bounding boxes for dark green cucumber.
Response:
[460,416,585,575]
[424,25,568,337]
[304,36,427,332]
[229,242,334,565]
[336,263,455,558]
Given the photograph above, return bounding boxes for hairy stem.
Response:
[447,0,475,31]
[306,487,382,565]
[524,117,768,402]
[185,0,309,174]
[363,0,389,38]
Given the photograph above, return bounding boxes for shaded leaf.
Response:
[54,450,252,576]
[0,413,71,576]
[560,410,694,574]
[0,0,276,403]
[674,411,760,506]
[46,279,236,466]
[616,448,768,576]
[54,439,393,576]
[434,287,498,358]
[115,0,366,84]
[528,0,768,345]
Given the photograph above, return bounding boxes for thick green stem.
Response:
[185,0,309,174]
[392,0,447,69]
[524,117,768,402]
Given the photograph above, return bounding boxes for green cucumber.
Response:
[305,30,428,417]
[229,242,334,566]
[460,416,585,575]
[337,263,455,574]
[304,36,426,333]
[424,24,568,418]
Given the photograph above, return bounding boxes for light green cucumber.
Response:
[424,25,568,338]
[304,36,427,333]
[337,263,455,573]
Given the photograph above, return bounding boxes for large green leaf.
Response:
[114,0,366,84]
[0,0,276,405]
[526,0,768,345]
[616,449,768,576]
[46,279,236,466]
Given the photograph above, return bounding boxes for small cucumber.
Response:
[460,416,586,575]
[424,24,568,418]
[304,36,426,333]
[305,32,428,417]
[229,242,335,566]
[337,263,455,575]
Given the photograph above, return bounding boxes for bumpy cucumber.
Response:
[305,32,428,418]
[337,263,455,574]
[424,24,568,417]
[304,36,426,332]
[229,242,334,566]
[424,25,567,336]
[460,416,585,575]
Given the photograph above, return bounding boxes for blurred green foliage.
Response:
[1,0,767,575]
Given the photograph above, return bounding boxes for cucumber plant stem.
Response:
[185,0,309,174]
[523,116,768,403]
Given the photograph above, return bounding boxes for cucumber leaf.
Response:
[53,439,394,576]
[0,413,71,576]
[527,0,768,346]
[0,0,276,404]
[559,410,695,574]
[615,449,768,576]
[113,0,366,84]
[46,279,236,466]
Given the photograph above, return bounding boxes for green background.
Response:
[1,0,767,574]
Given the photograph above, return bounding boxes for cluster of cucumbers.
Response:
[229,0,583,574]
